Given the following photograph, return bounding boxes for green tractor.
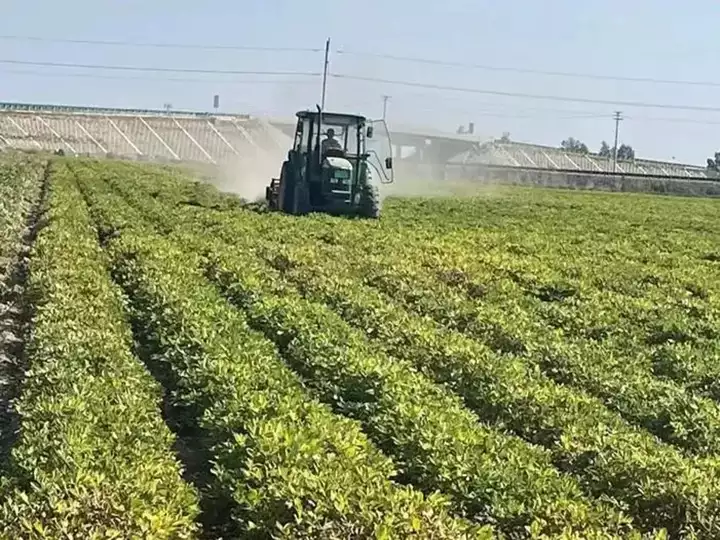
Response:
[266,108,394,218]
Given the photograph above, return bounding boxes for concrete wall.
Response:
[442,163,720,198]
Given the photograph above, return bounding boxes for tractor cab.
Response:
[266,109,394,218]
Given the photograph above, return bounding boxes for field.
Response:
[0,153,720,539]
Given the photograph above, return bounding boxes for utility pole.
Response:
[321,38,330,110]
[612,110,623,172]
[382,95,391,121]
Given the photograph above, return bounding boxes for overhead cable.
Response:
[331,73,720,113]
[336,49,720,88]
[0,34,321,52]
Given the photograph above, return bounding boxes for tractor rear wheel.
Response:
[278,162,295,213]
[357,181,380,219]
[357,166,380,219]
[293,180,310,215]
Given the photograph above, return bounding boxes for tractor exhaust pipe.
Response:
[316,104,323,171]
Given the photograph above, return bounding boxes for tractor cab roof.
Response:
[296,110,367,125]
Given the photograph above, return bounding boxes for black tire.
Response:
[357,168,380,219]
[293,180,310,215]
[279,162,295,213]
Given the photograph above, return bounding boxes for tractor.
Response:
[266,108,394,218]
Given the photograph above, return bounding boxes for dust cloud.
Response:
[195,121,495,205]
[211,147,284,203]
[200,123,291,203]
[377,160,499,202]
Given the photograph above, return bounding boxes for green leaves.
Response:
[37,157,720,539]
[79,179,483,537]
[206,248,635,538]
[0,153,44,289]
[0,162,200,538]
[266,247,720,535]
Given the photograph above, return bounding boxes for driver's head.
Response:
[326,128,335,139]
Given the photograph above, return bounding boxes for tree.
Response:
[706,152,720,170]
[598,141,635,161]
[706,152,720,178]
[599,141,612,157]
[617,144,635,161]
[560,137,589,154]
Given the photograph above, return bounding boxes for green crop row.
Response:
[318,219,720,429]
[117,171,720,461]
[126,194,720,537]
[74,159,720,537]
[88,163,635,537]
[311,195,720,406]
[0,161,200,538]
[0,155,45,284]
[123,162,720,415]
[93,164,720,433]
[77,178,488,539]
[200,237,643,539]
[90,167,720,515]
[321,245,720,457]
[247,239,720,537]
[139,179,718,537]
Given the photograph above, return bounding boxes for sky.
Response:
[1,1,719,164]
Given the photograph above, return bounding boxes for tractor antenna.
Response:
[321,38,330,110]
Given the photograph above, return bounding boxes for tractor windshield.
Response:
[313,121,361,156]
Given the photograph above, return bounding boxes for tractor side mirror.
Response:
[385,157,393,169]
[366,126,374,138]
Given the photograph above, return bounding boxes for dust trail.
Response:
[195,119,498,205]
[212,148,284,203]
[201,122,292,203]
[377,160,501,202]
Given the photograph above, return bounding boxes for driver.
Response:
[321,128,343,154]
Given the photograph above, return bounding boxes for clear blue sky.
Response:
[1,1,719,164]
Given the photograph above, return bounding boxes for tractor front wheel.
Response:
[357,181,380,219]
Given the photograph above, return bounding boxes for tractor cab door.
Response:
[366,118,395,185]
[291,116,315,181]
[293,117,313,156]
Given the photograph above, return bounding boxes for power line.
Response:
[0,34,322,52]
[330,82,618,117]
[1,34,715,89]
[336,49,720,89]
[330,73,720,113]
[0,59,321,76]
[0,67,321,85]
[626,114,720,125]
[7,56,720,126]
[328,79,720,124]
[0,66,645,120]
[342,92,612,120]
[333,90,720,126]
